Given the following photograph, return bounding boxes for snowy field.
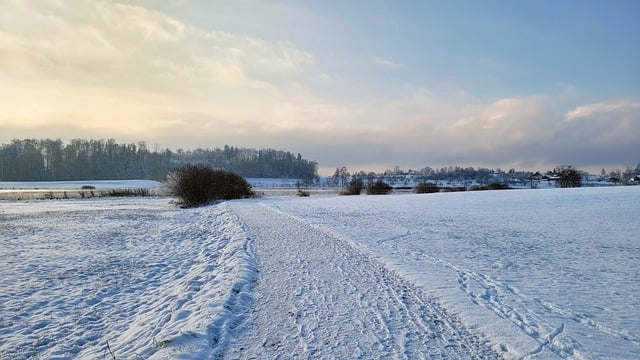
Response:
[260,187,639,358]
[0,198,256,359]
[0,180,160,191]
[1,186,638,358]
[0,180,162,200]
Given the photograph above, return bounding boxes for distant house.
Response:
[524,171,543,188]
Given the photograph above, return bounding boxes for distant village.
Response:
[320,165,640,190]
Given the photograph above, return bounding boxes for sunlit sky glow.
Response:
[1,0,638,175]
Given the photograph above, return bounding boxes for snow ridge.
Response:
[204,205,258,359]
[118,202,258,359]
[0,199,256,359]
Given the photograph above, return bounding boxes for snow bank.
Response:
[0,198,256,359]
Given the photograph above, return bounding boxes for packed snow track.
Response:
[228,201,499,359]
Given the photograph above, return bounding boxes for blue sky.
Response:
[1,0,638,174]
[153,0,639,98]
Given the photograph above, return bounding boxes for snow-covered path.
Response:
[228,201,499,359]
[232,187,639,359]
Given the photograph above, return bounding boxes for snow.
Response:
[0,198,256,359]
[257,187,640,358]
[0,180,162,200]
[1,186,638,359]
[0,180,159,190]
[226,202,499,359]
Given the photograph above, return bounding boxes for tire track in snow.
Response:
[227,201,499,359]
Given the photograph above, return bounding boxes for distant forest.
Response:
[0,139,319,181]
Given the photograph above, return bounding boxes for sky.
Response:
[1,0,638,175]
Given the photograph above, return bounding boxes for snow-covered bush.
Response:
[166,164,254,207]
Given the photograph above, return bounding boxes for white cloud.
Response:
[290,92,639,173]
[560,100,640,146]
[564,100,640,122]
[371,56,405,69]
[0,0,314,91]
[0,1,637,174]
[0,0,320,139]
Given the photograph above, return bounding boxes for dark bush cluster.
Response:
[440,186,466,192]
[106,188,151,197]
[468,183,511,191]
[555,166,582,188]
[169,164,254,207]
[340,177,364,195]
[367,180,393,195]
[413,182,440,194]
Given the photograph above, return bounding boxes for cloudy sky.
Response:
[1,0,638,175]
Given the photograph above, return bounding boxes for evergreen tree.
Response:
[0,139,318,181]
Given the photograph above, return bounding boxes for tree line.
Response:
[175,145,318,180]
[0,139,318,181]
[329,163,640,189]
[328,165,536,188]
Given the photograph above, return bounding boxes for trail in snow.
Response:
[257,187,640,359]
[227,201,499,359]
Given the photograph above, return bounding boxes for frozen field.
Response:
[0,198,256,359]
[0,180,162,201]
[259,187,639,358]
[0,180,160,191]
[1,186,638,358]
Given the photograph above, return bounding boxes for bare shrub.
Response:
[367,180,393,195]
[168,164,254,207]
[340,177,364,195]
[555,166,582,188]
[413,182,440,194]
[440,186,466,192]
[106,188,150,197]
[469,183,510,191]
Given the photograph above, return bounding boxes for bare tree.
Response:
[555,165,582,188]
[333,166,350,188]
